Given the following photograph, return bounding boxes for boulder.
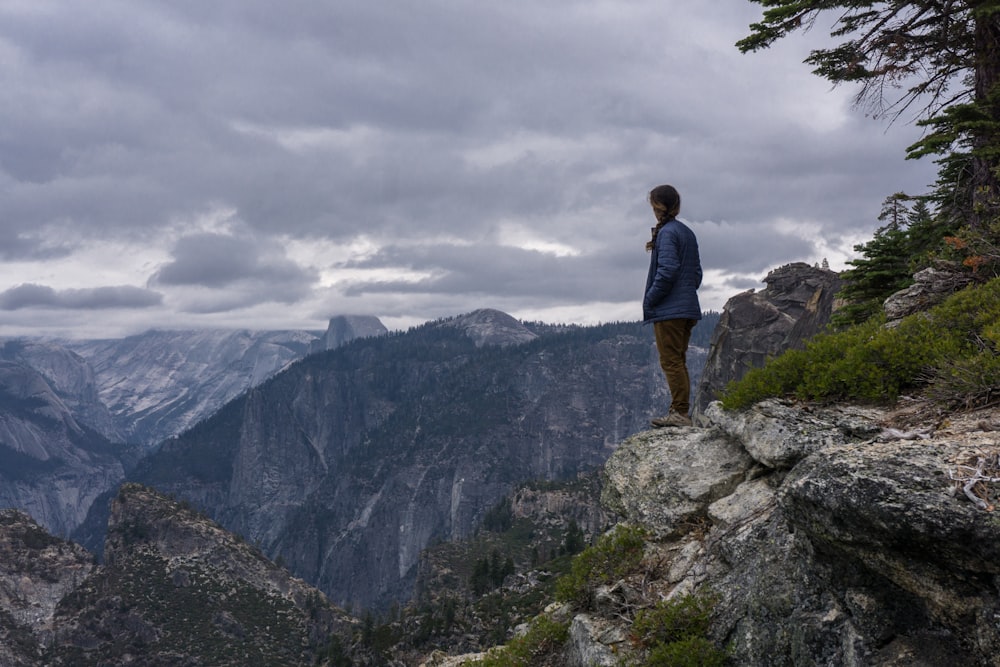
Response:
[577,402,1000,665]
[781,437,1000,653]
[705,398,883,469]
[883,266,976,324]
[564,613,627,667]
[693,262,842,417]
[601,425,754,538]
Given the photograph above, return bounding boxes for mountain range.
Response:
[1,308,716,611]
[112,311,712,610]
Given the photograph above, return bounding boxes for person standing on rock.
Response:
[643,184,702,428]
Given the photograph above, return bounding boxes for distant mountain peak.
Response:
[442,308,538,347]
[324,315,387,350]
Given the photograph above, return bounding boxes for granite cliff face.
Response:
[121,315,709,611]
[1,340,119,443]
[0,317,388,541]
[693,262,842,416]
[0,359,124,537]
[323,314,388,350]
[66,328,324,448]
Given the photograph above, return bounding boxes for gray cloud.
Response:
[0,1,943,337]
[147,231,318,313]
[343,243,631,302]
[149,233,311,288]
[0,284,162,310]
[0,224,72,262]
[696,221,815,274]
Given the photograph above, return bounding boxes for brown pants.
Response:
[653,319,696,416]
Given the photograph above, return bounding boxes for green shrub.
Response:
[924,351,1000,408]
[631,592,728,667]
[467,614,569,667]
[646,636,728,667]
[632,593,717,648]
[553,525,646,609]
[720,278,1000,410]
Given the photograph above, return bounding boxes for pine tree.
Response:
[470,557,491,595]
[833,194,952,327]
[563,519,586,556]
[738,1,1000,229]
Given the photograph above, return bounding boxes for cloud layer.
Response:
[0,1,938,338]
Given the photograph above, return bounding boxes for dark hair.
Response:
[649,185,681,219]
[646,184,681,251]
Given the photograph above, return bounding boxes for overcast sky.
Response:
[0,0,939,339]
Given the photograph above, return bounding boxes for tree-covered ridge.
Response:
[141,314,721,483]
[138,314,708,487]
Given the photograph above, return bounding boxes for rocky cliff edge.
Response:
[432,399,1000,666]
[593,399,1000,666]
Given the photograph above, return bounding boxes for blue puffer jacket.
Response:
[643,218,702,323]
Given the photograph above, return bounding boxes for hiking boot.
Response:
[651,411,693,428]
